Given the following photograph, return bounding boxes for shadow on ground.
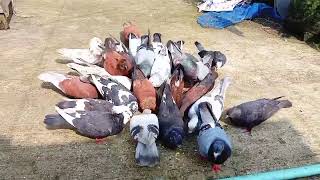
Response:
[0,119,318,179]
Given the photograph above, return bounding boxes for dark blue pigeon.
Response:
[197,102,232,173]
[157,81,185,149]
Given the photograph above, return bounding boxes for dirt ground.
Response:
[0,0,319,179]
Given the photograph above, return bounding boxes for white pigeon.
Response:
[149,44,171,87]
[188,77,232,133]
[129,33,141,58]
[130,109,160,167]
[67,63,132,90]
[57,37,105,65]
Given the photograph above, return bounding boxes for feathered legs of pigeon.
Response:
[212,164,221,173]
[95,138,105,144]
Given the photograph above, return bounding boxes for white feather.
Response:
[149,46,171,87]
[129,34,141,57]
[188,77,232,133]
[55,106,75,127]
[38,72,67,91]
[67,63,132,90]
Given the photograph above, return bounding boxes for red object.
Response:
[179,71,218,116]
[59,76,98,99]
[103,51,133,76]
[212,164,221,173]
[95,138,105,144]
[170,68,184,107]
[133,68,156,111]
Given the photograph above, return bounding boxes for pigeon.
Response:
[122,22,141,48]
[149,33,172,87]
[226,96,292,133]
[151,33,163,54]
[158,81,185,149]
[130,109,160,167]
[38,72,98,99]
[195,41,227,70]
[103,37,134,76]
[128,33,141,58]
[67,63,132,90]
[175,40,185,51]
[44,99,127,142]
[180,71,218,117]
[170,65,185,107]
[188,77,231,134]
[197,102,232,172]
[167,40,210,82]
[90,75,138,124]
[135,32,156,77]
[57,37,105,65]
[132,67,157,111]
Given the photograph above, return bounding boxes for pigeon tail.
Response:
[153,33,162,43]
[218,77,232,99]
[38,72,67,91]
[277,100,292,109]
[195,41,205,52]
[273,96,285,100]
[135,142,160,167]
[44,114,74,129]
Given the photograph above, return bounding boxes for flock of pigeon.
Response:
[38,22,293,172]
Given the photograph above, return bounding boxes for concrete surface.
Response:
[0,0,319,179]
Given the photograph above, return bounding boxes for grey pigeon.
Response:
[195,41,227,70]
[130,109,160,167]
[135,31,155,77]
[44,99,125,142]
[167,40,209,82]
[226,96,292,133]
[90,75,138,124]
[197,102,232,172]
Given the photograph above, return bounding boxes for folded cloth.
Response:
[197,0,243,12]
[197,3,281,29]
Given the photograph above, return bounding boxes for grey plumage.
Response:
[197,102,232,168]
[226,96,292,131]
[135,32,155,77]
[44,99,125,139]
[195,41,227,69]
[130,109,160,167]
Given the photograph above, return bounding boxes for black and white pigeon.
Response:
[226,96,292,133]
[135,31,155,77]
[90,75,138,124]
[130,109,160,167]
[44,99,126,142]
[157,81,185,149]
[149,33,171,87]
[188,77,231,134]
[167,40,209,82]
[194,41,227,70]
[197,102,232,173]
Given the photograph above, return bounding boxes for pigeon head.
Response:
[208,139,231,164]
[164,128,184,149]
[226,107,241,120]
[214,51,227,68]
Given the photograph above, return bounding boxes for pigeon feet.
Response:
[95,138,105,144]
[242,128,252,136]
[212,164,221,173]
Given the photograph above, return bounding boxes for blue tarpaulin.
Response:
[197,3,282,29]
